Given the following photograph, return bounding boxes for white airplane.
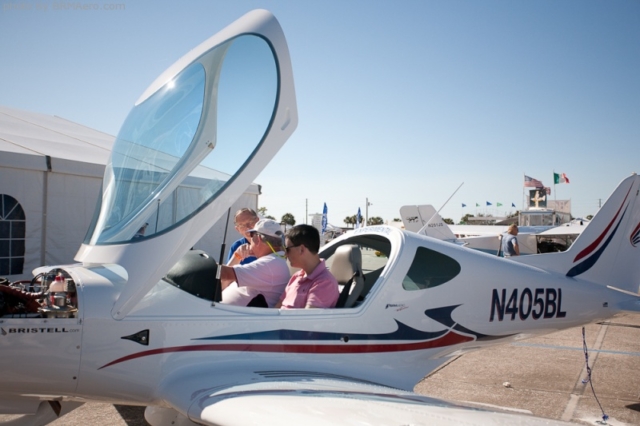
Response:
[1,9,640,426]
[400,205,588,255]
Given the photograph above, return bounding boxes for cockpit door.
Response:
[74,10,297,319]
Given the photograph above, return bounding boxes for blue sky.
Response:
[2,0,638,226]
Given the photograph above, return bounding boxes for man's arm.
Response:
[513,239,520,256]
[219,265,238,290]
[226,253,241,266]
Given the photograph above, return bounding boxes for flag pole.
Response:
[522,172,526,212]
[553,170,557,206]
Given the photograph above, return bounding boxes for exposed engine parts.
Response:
[0,269,78,318]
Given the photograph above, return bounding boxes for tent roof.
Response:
[0,106,260,194]
[0,105,114,176]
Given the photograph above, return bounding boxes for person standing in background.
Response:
[502,224,520,257]
[227,208,260,265]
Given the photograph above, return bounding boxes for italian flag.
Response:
[554,172,570,184]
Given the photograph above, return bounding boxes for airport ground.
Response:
[3,314,639,425]
[415,311,640,425]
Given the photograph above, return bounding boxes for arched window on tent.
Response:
[0,195,26,276]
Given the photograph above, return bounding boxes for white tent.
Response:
[0,106,260,281]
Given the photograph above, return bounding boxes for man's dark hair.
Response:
[286,224,320,254]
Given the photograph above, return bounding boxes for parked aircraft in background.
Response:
[1,9,639,426]
[400,205,589,255]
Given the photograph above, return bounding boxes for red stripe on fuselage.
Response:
[99,330,474,369]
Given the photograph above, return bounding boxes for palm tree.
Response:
[344,215,356,228]
[367,216,384,225]
[281,213,296,226]
[257,207,275,220]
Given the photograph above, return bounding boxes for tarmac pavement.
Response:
[2,313,639,425]
[416,312,640,425]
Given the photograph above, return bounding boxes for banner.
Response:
[321,203,327,235]
[548,200,571,213]
[529,189,547,208]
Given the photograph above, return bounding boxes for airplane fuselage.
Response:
[0,227,625,409]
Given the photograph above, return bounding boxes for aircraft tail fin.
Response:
[520,174,640,294]
[564,173,640,292]
[399,205,457,240]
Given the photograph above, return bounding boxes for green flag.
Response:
[497,202,503,207]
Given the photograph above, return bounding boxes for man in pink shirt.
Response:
[277,224,339,309]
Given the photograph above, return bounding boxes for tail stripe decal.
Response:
[574,184,633,262]
[631,222,640,247]
[567,206,627,277]
[424,305,511,341]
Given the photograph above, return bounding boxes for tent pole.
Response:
[40,156,51,266]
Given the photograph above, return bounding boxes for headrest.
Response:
[329,244,362,282]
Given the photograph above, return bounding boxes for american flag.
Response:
[524,175,544,188]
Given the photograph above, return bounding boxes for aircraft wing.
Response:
[156,376,572,426]
[538,222,589,236]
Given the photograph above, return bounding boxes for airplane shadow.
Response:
[114,405,148,426]
[596,321,640,330]
[626,403,640,413]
